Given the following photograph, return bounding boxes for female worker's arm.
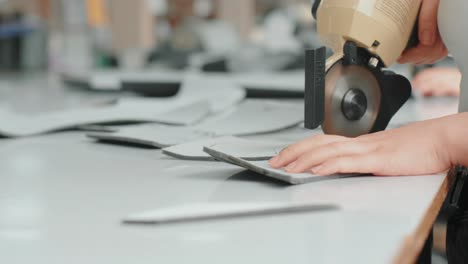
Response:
[269,113,468,176]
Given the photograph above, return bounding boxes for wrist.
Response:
[443,113,468,167]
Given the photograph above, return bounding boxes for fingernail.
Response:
[285,162,297,172]
[421,30,435,46]
[269,156,280,166]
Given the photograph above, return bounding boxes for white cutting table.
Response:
[0,73,459,263]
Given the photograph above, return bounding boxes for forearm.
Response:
[443,113,468,167]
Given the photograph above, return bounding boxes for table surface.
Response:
[0,73,460,264]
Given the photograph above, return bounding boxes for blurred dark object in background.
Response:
[0,2,48,72]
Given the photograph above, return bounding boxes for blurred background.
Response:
[0,0,321,73]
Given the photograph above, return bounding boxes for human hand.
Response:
[269,114,468,176]
[412,67,461,97]
[398,0,448,65]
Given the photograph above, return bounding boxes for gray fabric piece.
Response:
[88,125,213,148]
[203,147,357,185]
[88,100,304,148]
[0,100,210,137]
[177,75,246,113]
[154,101,211,125]
[123,202,339,225]
[162,136,288,161]
[194,100,304,135]
[0,76,245,137]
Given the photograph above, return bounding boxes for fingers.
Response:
[269,135,346,169]
[398,0,448,65]
[398,41,447,65]
[312,155,380,176]
[419,0,440,46]
[284,141,374,173]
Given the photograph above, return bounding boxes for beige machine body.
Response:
[316,0,421,68]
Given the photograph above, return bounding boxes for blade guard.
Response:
[304,46,412,135]
[304,47,326,130]
[371,71,412,133]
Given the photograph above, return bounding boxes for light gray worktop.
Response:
[0,73,459,263]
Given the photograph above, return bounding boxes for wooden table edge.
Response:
[393,170,456,264]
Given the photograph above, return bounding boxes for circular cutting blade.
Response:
[322,61,381,137]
